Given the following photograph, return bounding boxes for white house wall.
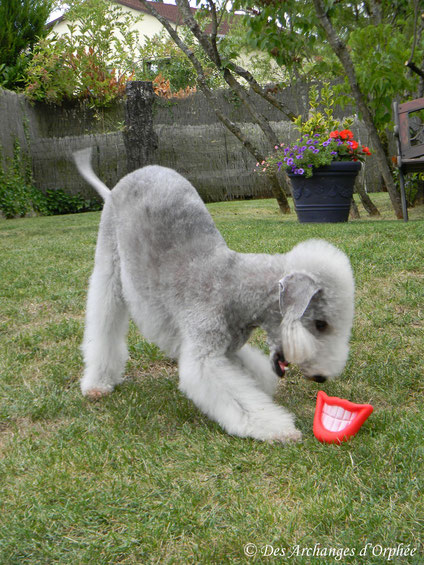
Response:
[48,4,282,84]
[49,5,172,47]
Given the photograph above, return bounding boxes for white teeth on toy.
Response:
[322,402,356,432]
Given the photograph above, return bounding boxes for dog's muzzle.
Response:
[272,352,289,377]
[272,352,328,383]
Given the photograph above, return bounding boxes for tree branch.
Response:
[229,62,296,120]
[364,0,383,25]
[176,0,220,65]
[176,0,281,148]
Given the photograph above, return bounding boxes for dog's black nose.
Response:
[311,375,327,383]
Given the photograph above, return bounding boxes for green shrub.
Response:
[0,142,102,218]
[24,0,142,107]
[0,142,40,218]
[0,175,35,218]
[42,188,102,215]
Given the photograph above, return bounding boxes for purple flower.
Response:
[314,134,320,137]
[287,157,294,166]
[330,151,338,156]
[296,154,302,159]
[313,148,320,154]
[297,168,305,174]
[307,139,313,145]
[301,146,307,151]
[322,140,330,146]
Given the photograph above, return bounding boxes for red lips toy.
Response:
[313,391,373,444]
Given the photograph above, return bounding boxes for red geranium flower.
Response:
[330,130,340,138]
[339,129,354,140]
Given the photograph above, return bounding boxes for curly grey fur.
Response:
[75,149,355,443]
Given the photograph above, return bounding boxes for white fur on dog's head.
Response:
[279,239,354,380]
[279,272,319,364]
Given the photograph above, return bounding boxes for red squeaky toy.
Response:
[313,391,373,444]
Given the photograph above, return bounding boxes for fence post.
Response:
[124,81,157,173]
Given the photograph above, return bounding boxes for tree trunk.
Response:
[313,0,404,219]
[349,198,360,219]
[267,172,291,213]
[124,81,157,172]
[354,176,380,216]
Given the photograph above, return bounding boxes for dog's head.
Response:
[270,240,354,382]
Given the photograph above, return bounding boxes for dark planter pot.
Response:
[289,161,361,223]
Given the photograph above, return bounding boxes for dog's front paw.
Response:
[270,428,303,444]
[80,373,116,399]
[82,387,112,400]
[80,379,115,399]
[244,410,302,444]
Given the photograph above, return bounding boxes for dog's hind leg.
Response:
[81,217,129,399]
[178,347,301,443]
[233,344,279,397]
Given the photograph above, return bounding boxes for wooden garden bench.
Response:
[393,97,424,222]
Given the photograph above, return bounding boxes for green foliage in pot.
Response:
[257,84,372,178]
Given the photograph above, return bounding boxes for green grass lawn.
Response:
[0,194,423,564]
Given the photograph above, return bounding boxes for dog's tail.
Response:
[73,147,110,201]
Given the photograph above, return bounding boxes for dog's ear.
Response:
[279,273,320,321]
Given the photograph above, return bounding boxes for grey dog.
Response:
[74,148,354,443]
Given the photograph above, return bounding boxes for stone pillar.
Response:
[124,81,157,173]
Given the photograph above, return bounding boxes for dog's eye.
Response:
[315,320,328,332]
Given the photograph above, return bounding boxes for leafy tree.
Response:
[0,0,53,88]
[24,0,143,106]
[236,0,423,121]
[137,10,287,97]
[234,0,424,218]
[140,0,385,216]
[138,28,225,92]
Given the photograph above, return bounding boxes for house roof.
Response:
[49,1,239,36]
